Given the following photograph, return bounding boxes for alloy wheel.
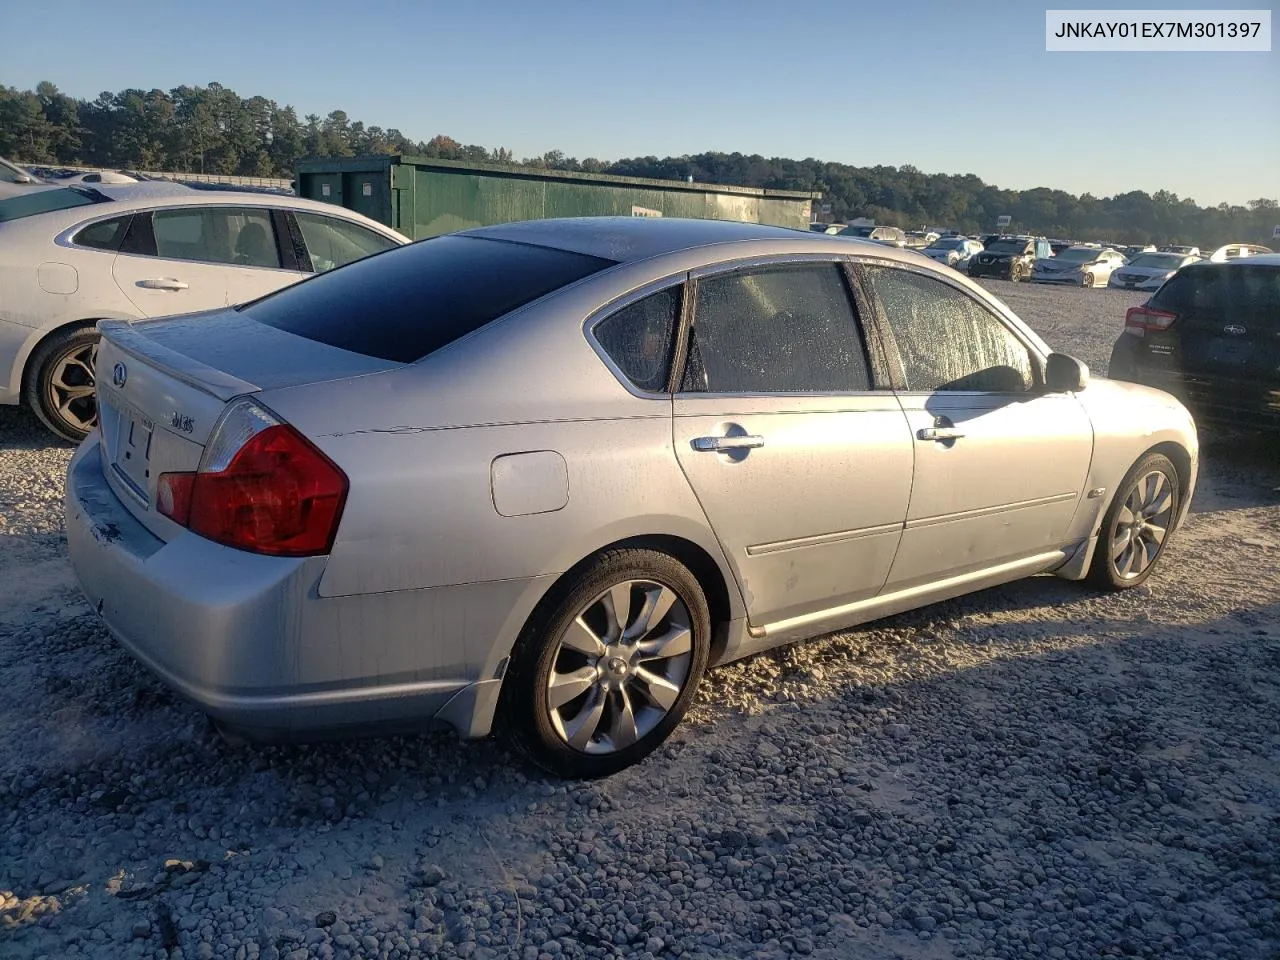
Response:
[1108,470,1175,580]
[45,340,99,434]
[545,579,693,755]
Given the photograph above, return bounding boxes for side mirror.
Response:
[1046,353,1089,392]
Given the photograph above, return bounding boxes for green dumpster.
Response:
[294,155,820,239]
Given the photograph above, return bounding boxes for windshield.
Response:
[1056,247,1100,263]
[1129,253,1184,270]
[926,238,965,251]
[986,239,1028,254]
[0,187,110,222]
[841,226,874,237]
[244,235,617,363]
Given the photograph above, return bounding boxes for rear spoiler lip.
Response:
[97,319,261,402]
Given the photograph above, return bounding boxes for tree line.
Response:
[2,81,1275,247]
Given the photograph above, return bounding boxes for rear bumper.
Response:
[65,437,527,738]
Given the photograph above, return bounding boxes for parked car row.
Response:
[0,181,408,440]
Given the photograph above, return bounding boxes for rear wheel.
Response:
[23,326,100,443]
[501,548,711,778]
[1088,453,1180,590]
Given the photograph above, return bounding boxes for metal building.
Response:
[295,155,820,239]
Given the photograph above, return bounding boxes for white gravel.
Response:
[1,282,1278,960]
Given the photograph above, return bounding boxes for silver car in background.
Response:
[65,218,1198,778]
[1033,244,1127,287]
[0,156,54,200]
[1108,251,1201,291]
[923,236,983,271]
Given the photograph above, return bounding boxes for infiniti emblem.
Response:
[1223,324,1247,337]
[111,362,127,388]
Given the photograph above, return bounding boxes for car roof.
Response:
[460,216,820,263]
[5,182,406,238]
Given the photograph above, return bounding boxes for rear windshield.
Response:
[927,238,965,250]
[243,235,617,363]
[1129,253,1184,269]
[0,186,110,222]
[1150,263,1280,320]
[842,226,874,237]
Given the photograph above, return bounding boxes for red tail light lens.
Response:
[1124,305,1176,337]
[157,401,348,557]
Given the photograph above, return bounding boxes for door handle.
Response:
[917,427,965,442]
[692,435,765,452]
[138,278,189,290]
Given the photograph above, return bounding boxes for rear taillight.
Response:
[1124,305,1176,338]
[157,399,347,557]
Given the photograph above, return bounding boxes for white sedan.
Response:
[0,182,408,441]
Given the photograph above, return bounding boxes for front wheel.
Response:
[23,326,100,443]
[501,548,711,778]
[1088,453,1181,590]
[1011,263,1027,282]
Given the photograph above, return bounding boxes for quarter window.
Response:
[293,211,400,274]
[681,263,871,394]
[862,265,1035,393]
[152,208,281,269]
[594,286,680,393]
[73,215,132,252]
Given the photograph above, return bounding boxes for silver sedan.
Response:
[65,218,1199,778]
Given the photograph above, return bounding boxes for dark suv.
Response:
[1108,255,1280,429]
[967,236,1053,282]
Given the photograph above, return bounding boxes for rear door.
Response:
[111,206,305,316]
[1147,264,1280,387]
[671,258,914,628]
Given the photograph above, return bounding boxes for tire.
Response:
[500,548,711,778]
[1011,263,1026,283]
[1088,453,1181,591]
[23,325,101,443]
[1082,272,1095,288]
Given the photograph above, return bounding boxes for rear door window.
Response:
[680,262,872,394]
[152,208,281,269]
[244,235,616,363]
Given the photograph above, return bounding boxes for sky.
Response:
[2,0,1277,206]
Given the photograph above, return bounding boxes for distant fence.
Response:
[49,164,294,192]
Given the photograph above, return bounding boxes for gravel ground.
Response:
[1,281,1277,960]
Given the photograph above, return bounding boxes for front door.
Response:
[671,260,914,628]
[858,262,1094,591]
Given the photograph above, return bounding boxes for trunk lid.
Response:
[94,312,402,539]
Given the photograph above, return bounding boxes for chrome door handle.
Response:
[692,435,765,452]
[917,427,965,442]
[138,278,189,290]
